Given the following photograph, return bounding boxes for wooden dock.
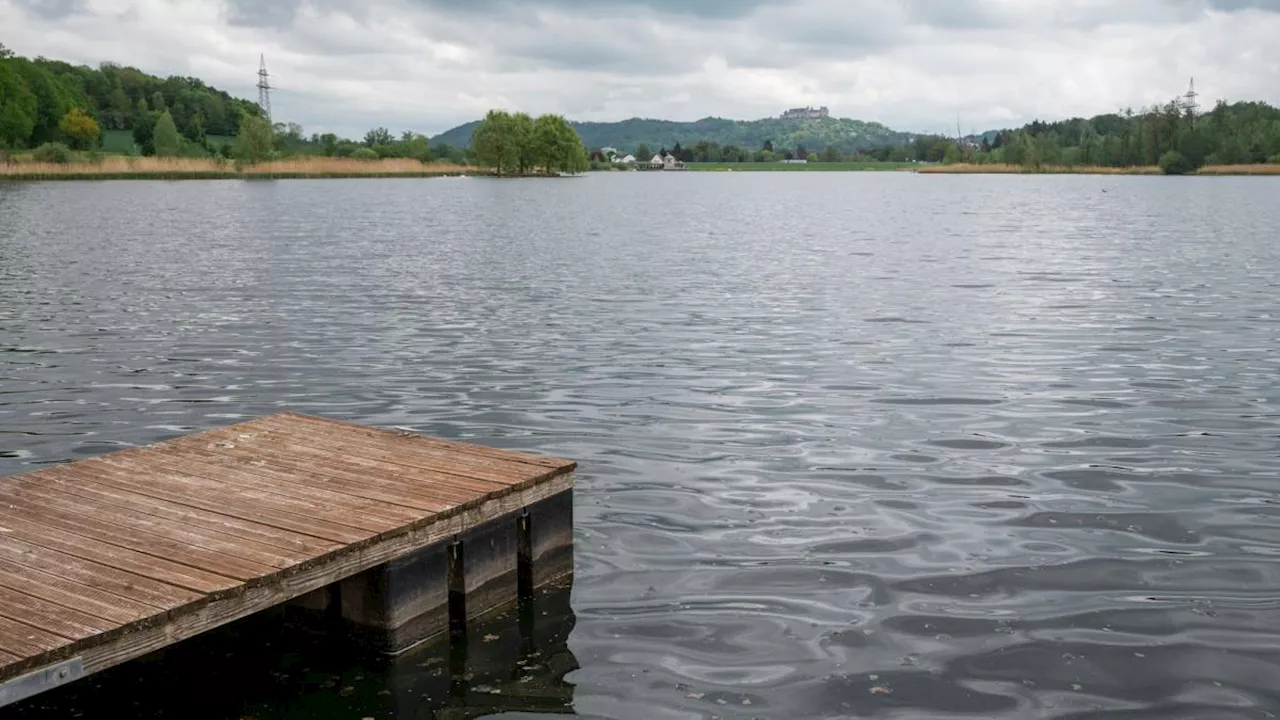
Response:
[0,412,575,707]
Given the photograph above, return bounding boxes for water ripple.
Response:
[3,174,1280,718]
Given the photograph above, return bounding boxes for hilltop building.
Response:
[781,106,830,120]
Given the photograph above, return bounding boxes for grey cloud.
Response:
[417,0,788,19]
[11,0,86,20]
[224,0,298,28]
[5,0,1278,139]
[1206,0,1280,9]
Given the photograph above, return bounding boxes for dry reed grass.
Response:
[1196,164,1280,175]
[0,155,474,179]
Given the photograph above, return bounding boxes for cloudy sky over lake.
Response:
[3,0,1278,138]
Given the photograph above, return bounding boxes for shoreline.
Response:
[0,170,484,181]
[915,163,1280,176]
[0,156,486,182]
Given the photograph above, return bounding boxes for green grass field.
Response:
[100,129,136,154]
[687,161,921,172]
[98,130,235,155]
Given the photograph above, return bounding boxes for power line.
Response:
[1182,77,1199,127]
[257,54,273,124]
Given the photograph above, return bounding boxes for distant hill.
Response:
[431,115,915,153]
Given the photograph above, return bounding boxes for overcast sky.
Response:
[3,0,1279,138]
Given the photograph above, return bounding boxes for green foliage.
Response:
[432,142,465,164]
[58,107,100,149]
[363,127,393,147]
[0,47,258,151]
[635,142,651,160]
[32,142,73,164]
[471,110,520,175]
[351,147,379,160]
[471,109,588,175]
[131,111,156,155]
[14,60,76,145]
[1159,150,1194,175]
[233,111,274,163]
[0,62,37,147]
[152,109,181,157]
[975,98,1280,170]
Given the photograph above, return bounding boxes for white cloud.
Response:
[1,0,1277,138]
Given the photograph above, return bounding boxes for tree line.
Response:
[470,110,589,176]
[962,99,1280,173]
[0,42,258,155]
[599,98,1280,173]
[0,43,472,166]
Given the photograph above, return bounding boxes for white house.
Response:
[618,154,636,164]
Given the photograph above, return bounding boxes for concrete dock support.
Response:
[336,489,573,654]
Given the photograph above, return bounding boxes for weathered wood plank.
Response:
[0,535,199,609]
[0,514,239,595]
[38,467,341,555]
[70,456,385,542]
[168,435,505,507]
[0,615,75,659]
[251,416,556,485]
[126,445,444,521]
[0,556,158,626]
[0,583,118,640]
[276,412,575,471]
[0,492,282,580]
[1,476,310,570]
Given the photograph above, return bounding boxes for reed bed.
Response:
[1195,164,1280,175]
[0,156,476,180]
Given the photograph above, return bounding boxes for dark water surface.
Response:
[2,173,1280,719]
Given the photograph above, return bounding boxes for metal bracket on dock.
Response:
[0,657,85,708]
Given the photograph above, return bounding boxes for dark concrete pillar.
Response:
[335,489,573,654]
[526,490,574,589]
[339,541,450,653]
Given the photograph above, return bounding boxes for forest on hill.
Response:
[0,42,258,155]
[430,115,914,155]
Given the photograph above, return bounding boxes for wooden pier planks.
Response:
[0,412,575,687]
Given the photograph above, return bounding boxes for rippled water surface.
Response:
[3,173,1280,719]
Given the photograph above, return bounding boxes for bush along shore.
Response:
[0,156,481,180]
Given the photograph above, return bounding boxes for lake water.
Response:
[2,173,1280,719]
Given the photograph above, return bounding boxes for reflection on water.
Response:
[3,174,1280,718]
[6,582,577,719]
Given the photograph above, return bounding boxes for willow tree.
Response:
[471,110,520,175]
[532,114,588,174]
[473,109,588,175]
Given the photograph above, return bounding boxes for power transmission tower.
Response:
[1182,77,1199,128]
[257,54,273,124]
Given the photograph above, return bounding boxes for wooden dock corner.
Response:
[0,413,575,707]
